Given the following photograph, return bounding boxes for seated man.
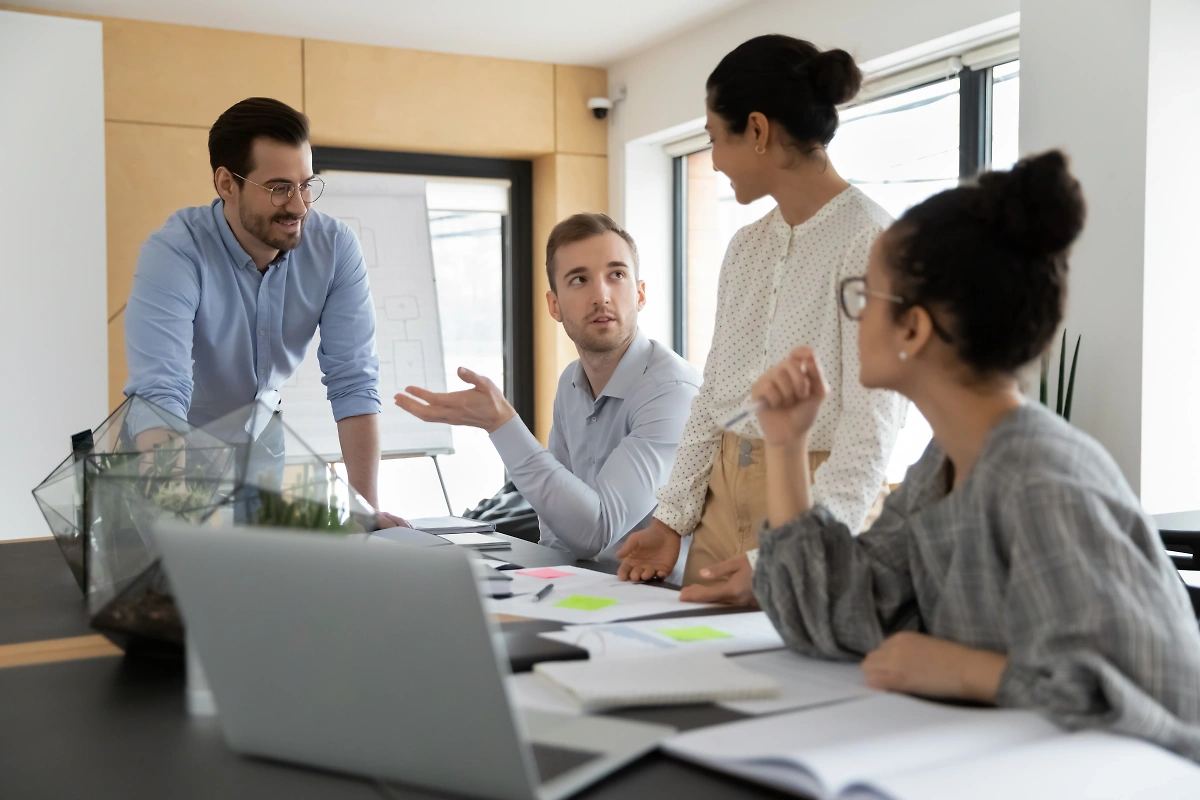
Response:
[123,97,401,524]
[397,213,701,564]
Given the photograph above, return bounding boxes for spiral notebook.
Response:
[532,651,780,711]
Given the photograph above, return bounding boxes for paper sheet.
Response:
[483,565,714,624]
[666,693,1060,798]
[505,673,584,716]
[719,650,874,715]
[856,729,1200,800]
[538,611,784,659]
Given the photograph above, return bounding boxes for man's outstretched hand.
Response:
[395,367,516,433]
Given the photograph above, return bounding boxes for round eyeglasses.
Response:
[232,173,326,207]
[838,276,954,343]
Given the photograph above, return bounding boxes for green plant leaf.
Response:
[1039,352,1049,406]
[1063,335,1081,422]
[1055,330,1066,415]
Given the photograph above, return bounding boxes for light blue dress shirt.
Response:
[489,330,702,561]
[123,199,380,432]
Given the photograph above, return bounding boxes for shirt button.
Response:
[588,416,597,423]
[258,330,266,337]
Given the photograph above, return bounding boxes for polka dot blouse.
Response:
[654,187,908,536]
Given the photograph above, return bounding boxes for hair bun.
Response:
[806,48,863,106]
[976,150,1086,257]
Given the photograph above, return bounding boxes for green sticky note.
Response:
[657,625,734,642]
[554,595,618,611]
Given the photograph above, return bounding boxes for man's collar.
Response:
[570,329,652,402]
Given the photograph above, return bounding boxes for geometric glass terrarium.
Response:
[32,395,379,655]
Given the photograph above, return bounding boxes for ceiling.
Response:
[15,0,754,65]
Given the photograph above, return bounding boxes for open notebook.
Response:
[664,693,1200,800]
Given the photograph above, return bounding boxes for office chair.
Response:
[1154,511,1200,618]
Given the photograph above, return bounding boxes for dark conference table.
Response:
[0,534,789,800]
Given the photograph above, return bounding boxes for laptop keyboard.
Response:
[531,743,602,784]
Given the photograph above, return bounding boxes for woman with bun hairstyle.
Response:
[618,35,906,592]
[746,151,1200,759]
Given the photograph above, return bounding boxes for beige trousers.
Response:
[681,433,888,586]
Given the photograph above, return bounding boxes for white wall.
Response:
[1020,0,1152,496]
[605,0,1019,346]
[0,10,107,539]
[1141,0,1200,512]
[1019,0,1200,505]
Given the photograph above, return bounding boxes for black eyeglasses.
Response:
[232,173,326,207]
[838,276,953,343]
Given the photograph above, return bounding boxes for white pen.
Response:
[721,400,766,430]
[722,360,809,430]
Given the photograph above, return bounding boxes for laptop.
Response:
[153,522,672,800]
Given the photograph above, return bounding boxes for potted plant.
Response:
[1039,330,1080,422]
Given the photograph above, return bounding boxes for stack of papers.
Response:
[409,515,496,534]
[533,651,779,711]
[438,532,509,550]
[483,565,714,623]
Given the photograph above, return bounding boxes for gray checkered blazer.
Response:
[755,403,1200,762]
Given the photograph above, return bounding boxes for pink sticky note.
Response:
[515,567,574,579]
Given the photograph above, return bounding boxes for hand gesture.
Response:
[395,367,516,433]
[678,553,757,606]
[752,347,828,447]
[616,519,682,582]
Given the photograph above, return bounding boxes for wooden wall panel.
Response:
[103,18,303,126]
[530,153,610,442]
[107,314,126,412]
[554,65,609,156]
[553,154,609,217]
[532,154,559,442]
[105,122,214,321]
[304,39,555,157]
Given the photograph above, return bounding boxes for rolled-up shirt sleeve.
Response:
[316,227,380,421]
[123,233,200,432]
[492,379,699,560]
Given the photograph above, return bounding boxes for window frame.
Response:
[311,147,535,430]
[669,61,1016,359]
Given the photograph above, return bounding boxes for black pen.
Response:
[531,583,554,603]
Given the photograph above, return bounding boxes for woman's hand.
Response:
[678,553,756,606]
[861,632,1008,704]
[752,347,828,447]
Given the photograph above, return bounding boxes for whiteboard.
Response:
[278,172,453,460]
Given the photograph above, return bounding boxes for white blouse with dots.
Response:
[654,186,907,544]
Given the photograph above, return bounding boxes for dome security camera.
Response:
[587,97,613,120]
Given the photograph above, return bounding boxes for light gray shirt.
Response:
[754,403,1200,763]
[489,330,701,560]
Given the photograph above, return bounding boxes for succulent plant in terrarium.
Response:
[33,395,379,655]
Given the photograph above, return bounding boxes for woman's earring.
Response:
[898,351,908,361]
[755,145,766,155]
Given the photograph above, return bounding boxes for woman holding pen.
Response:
[727,150,1200,760]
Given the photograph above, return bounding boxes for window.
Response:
[991,61,1021,170]
[314,148,534,517]
[674,61,1019,482]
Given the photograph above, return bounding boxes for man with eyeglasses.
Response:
[123,97,404,525]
